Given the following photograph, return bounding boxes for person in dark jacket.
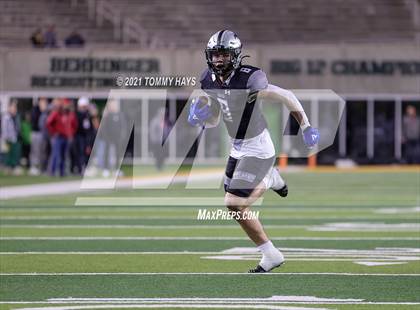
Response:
[30,28,44,47]
[29,98,48,175]
[71,97,93,174]
[65,30,85,47]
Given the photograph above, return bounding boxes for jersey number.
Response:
[240,67,252,74]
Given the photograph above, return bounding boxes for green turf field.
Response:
[0,169,419,310]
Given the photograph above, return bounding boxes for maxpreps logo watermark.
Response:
[197,209,260,220]
[76,86,345,206]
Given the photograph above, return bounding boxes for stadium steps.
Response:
[0,0,115,47]
[0,0,417,47]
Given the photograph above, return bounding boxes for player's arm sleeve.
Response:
[247,69,269,92]
[260,84,311,130]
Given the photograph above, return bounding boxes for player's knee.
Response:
[224,193,247,211]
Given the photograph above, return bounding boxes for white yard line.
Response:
[0,304,322,310]
[11,237,418,241]
[0,206,408,212]
[0,224,306,229]
[1,251,419,256]
[0,170,224,200]
[1,247,419,256]
[3,216,415,220]
[2,300,420,310]
[2,223,419,232]
[75,197,264,206]
[1,272,419,276]
[309,222,420,231]
[0,256,415,262]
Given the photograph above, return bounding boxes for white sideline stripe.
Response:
[0,224,305,228]
[375,206,420,214]
[3,216,415,220]
[0,251,220,255]
[309,222,420,232]
[43,297,420,304]
[0,300,420,310]
[0,206,409,212]
[2,224,419,231]
[2,297,420,305]
[0,170,225,200]
[1,247,419,256]
[0,255,415,262]
[0,304,326,310]
[1,252,419,258]
[1,236,419,241]
[75,197,263,206]
[1,272,419,276]
[355,261,407,266]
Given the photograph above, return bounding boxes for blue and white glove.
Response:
[302,126,320,148]
[187,97,211,127]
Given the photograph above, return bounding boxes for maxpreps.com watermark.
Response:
[197,209,260,220]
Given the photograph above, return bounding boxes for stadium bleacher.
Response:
[0,0,417,47]
[0,0,114,47]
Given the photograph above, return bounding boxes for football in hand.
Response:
[197,95,220,128]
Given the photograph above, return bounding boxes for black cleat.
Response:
[248,265,267,273]
[248,262,284,273]
[273,184,288,197]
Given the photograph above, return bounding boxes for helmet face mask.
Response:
[205,30,242,77]
[206,48,235,76]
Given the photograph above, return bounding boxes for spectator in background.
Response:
[65,30,85,47]
[30,28,44,47]
[1,100,22,175]
[83,103,101,177]
[47,99,78,177]
[87,102,100,156]
[20,111,32,169]
[402,105,420,164]
[44,24,58,48]
[29,98,48,175]
[99,99,126,177]
[71,97,93,174]
[38,99,52,174]
[149,107,170,170]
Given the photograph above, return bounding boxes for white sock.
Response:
[257,240,276,254]
[262,168,285,190]
[257,240,284,271]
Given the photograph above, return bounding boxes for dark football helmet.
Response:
[205,30,242,76]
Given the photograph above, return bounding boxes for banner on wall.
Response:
[1,44,419,93]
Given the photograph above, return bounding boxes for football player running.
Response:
[188,30,319,273]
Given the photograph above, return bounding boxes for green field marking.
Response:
[1,204,417,211]
[2,193,417,208]
[0,239,419,251]
[0,170,418,309]
[0,174,81,187]
[2,171,419,207]
[1,205,417,216]
[0,218,418,227]
[1,274,419,302]
[1,225,419,238]
[0,304,420,310]
[1,253,419,274]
